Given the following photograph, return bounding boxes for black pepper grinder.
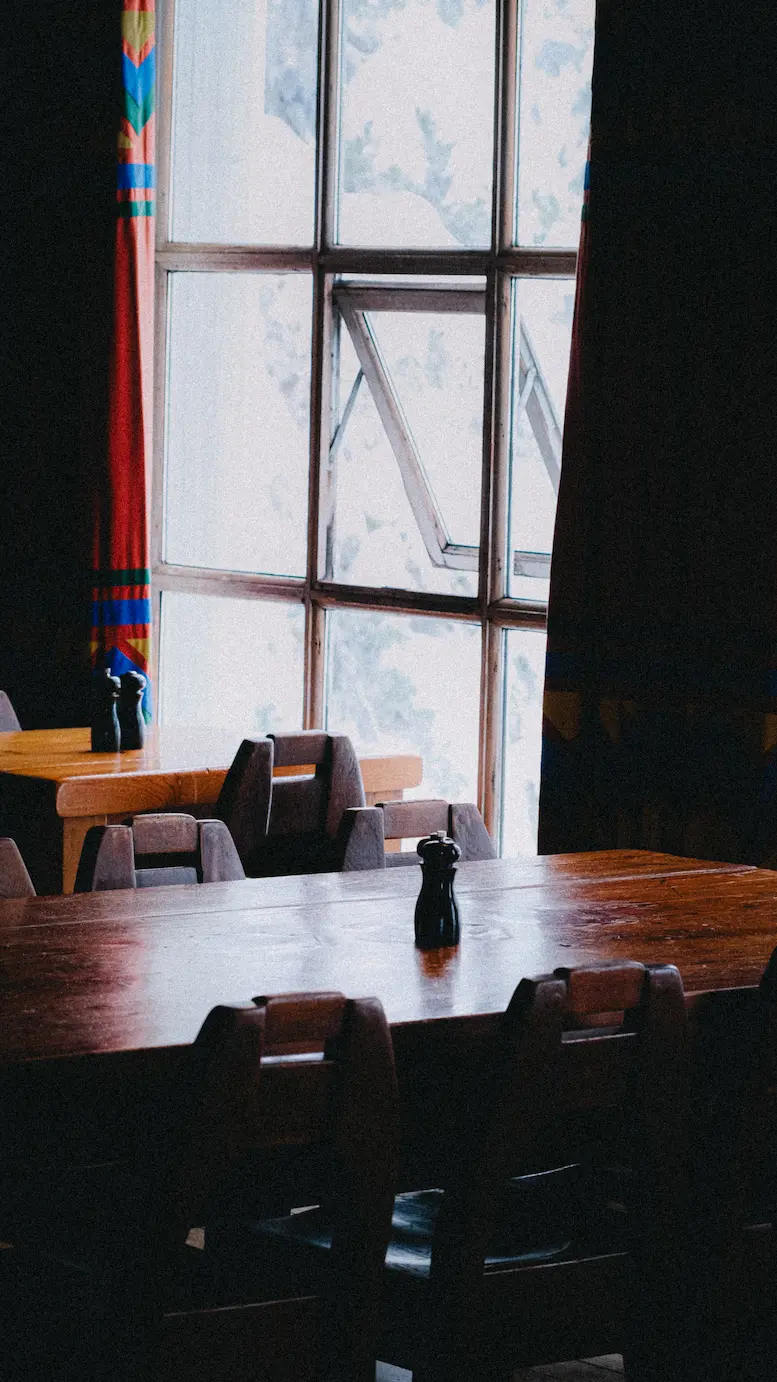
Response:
[90,667,122,752]
[414,830,461,949]
[118,671,147,750]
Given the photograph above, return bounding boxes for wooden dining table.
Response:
[0,725,422,894]
[1,849,775,1184]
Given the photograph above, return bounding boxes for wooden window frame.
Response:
[151,0,580,841]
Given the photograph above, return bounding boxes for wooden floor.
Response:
[378,1358,624,1380]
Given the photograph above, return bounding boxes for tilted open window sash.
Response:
[329,283,561,583]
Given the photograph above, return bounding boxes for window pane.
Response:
[375,313,484,548]
[500,627,546,856]
[171,0,318,245]
[165,273,311,578]
[337,0,495,249]
[515,0,594,247]
[325,608,481,800]
[159,591,305,730]
[508,278,575,600]
[325,310,481,596]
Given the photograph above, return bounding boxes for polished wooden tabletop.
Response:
[0,725,422,816]
[0,726,423,892]
[1,850,774,1069]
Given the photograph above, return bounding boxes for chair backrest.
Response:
[74,813,245,891]
[213,736,274,873]
[0,837,36,898]
[424,961,690,1371]
[377,798,496,866]
[156,992,399,1380]
[216,731,366,876]
[685,944,777,1373]
[0,691,21,731]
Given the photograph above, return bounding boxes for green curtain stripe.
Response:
[118,203,154,218]
[93,568,151,585]
[123,91,155,135]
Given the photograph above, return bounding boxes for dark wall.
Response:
[2,3,118,726]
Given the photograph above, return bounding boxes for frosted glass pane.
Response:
[171,0,317,244]
[337,0,495,248]
[159,591,304,730]
[516,0,594,248]
[165,273,311,578]
[326,609,481,800]
[327,320,477,596]
[508,278,575,600]
[500,627,546,856]
[374,313,485,548]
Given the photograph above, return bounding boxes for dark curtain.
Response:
[539,0,777,864]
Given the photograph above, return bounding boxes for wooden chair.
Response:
[330,799,497,873]
[0,838,35,898]
[374,799,496,867]
[222,962,690,1382]
[216,731,367,877]
[676,948,777,1382]
[0,690,21,731]
[73,813,245,891]
[3,991,399,1382]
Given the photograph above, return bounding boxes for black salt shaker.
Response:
[414,830,461,949]
[90,668,122,752]
[118,671,147,750]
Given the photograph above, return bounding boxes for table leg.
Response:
[62,816,107,894]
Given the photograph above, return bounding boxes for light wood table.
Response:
[0,850,773,1186]
[0,726,422,894]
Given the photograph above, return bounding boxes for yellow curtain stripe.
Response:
[122,12,155,52]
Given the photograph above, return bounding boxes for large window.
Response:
[153,0,594,854]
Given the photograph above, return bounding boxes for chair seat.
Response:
[210,1163,630,1299]
[3,1166,209,1381]
[6,1159,205,1300]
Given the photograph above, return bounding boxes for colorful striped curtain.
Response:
[91,0,155,715]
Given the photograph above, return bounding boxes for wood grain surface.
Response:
[0,726,422,891]
[0,726,422,811]
[0,851,772,1067]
